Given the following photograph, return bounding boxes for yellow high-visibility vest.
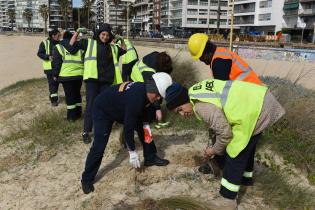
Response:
[189,79,267,158]
[130,60,156,82]
[42,39,52,71]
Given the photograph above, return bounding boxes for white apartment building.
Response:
[232,0,285,35]
[160,0,230,35]
[96,0,127,31]
[132,0,154,31]
[0,0,15,30]
[15,0,72,30]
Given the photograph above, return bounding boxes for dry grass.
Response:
[261,76,315,184]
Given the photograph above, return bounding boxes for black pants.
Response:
[84,81,111,133]
[122,60,138,82]
[46,73,59,103]
[61,80,82,120]
[82,105,157,183]
[219,133,261,200]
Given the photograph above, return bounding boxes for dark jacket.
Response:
[139,51,163,110]
[65,39,125,84]
[209,47,232,81]
[94,82,151,151]
[37,38,59,72]
[51,39,83,82]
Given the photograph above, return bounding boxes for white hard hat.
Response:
[152,72,173,98]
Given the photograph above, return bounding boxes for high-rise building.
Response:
[0,0,16,30]
[96,0,127,32]
[132,0,154,32]
[160,0,229,35]
[231,0,284,35]
[14,0,72,31]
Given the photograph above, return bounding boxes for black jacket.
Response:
[37,38,59,72]
[94,82,151,151]
[65,39,125,83]
[51,39,83,82]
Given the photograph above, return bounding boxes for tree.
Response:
[82,0,96,29]
[23,8,33,30]
[7,9,15,30]
[112,0,121,32]
[39,4,49,35]
[58,0,71,28]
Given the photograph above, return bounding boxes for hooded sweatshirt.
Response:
[64,24,126,83]
[37,38,59,73]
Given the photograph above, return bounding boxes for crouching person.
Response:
[165,80,285,210]
[81,72,173,194]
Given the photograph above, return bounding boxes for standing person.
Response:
[81,73,173,194]
[188,33,263,85]
[164,80,285,210]
[37,29,61,106]
[65,23,126,144]
[52,31,84,121]
[115,36,139,81]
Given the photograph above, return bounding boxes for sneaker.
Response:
[144,155,170,167]
[209,194,237,210]
[82,132,91,144]
[81,181,94,194]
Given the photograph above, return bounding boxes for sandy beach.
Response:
[0,34,314,90]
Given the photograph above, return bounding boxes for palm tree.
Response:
[23,8,33,31]
[58,0,70,28]
[39,4,49,35]
[7,9,15,30]
[82,0,96,29]
[112,0,121,32]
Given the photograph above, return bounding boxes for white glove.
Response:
[129,151,140,168]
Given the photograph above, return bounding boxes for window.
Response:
[188,9,198,15]
[199,9,208,15]
[188,0,198,5]
[259,0,272,8]
[200,0,208,6]
[187,18,197,24]
[259,13,271,21]
[199,18,207,24]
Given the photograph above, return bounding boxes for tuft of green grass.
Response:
[261,76,315,184]
[256,164,315,210]
[0,109,82,172]
[172,60,199,88]
[4,108,82,148]
[0,78,46,96]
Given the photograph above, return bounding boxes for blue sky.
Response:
[73,0,82,8]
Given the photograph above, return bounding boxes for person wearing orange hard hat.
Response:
[188,33,263,86]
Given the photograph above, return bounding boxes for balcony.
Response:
[283,1,299,10]
[299,8,315,16]
[283,9,299,16]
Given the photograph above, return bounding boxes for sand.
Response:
[1,34,315,90]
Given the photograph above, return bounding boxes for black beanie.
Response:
[145,78,159,95]
[165,83,190,110]
[95,23,113,42]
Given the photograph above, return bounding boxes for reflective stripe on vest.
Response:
[56,44,84,77]
[122,39,138,64]
[211,48,262,85]
[42,40,52,70]
[130,60,156,82]
[189,79,267,158]
[84,39,122,84]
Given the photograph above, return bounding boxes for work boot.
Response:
[82,132,91,144]
[51,101,59,107]
[209,194,237,210]
[144,155,169,167]
[81,181,94,194]
[198,158,221,177]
